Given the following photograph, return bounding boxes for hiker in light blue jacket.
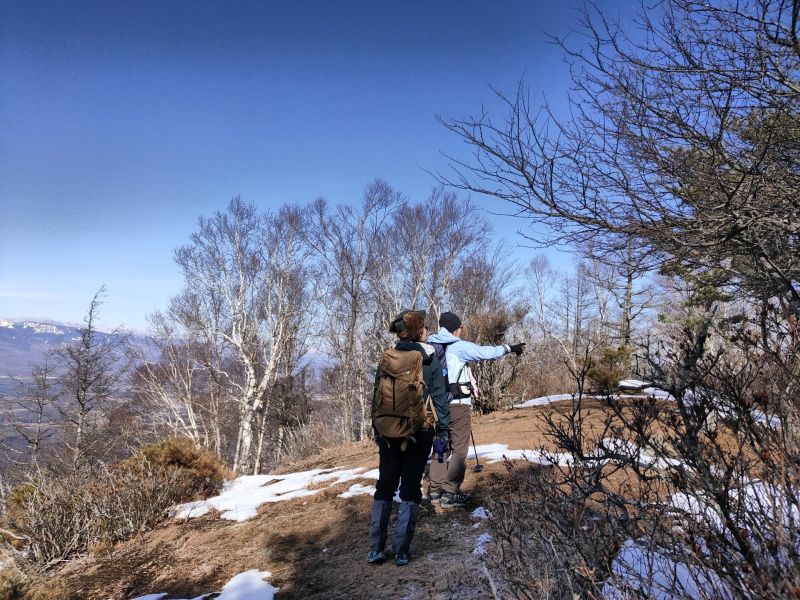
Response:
[427,312,525,508]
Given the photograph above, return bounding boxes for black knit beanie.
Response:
[439,312,462,333]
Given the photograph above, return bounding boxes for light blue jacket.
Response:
[427,327,510,406]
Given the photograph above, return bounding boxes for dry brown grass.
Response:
[20,399,639,599]
[270,439,378,475]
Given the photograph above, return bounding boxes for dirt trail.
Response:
[29,408,554,599]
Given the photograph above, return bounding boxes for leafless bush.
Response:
[4,449,221,570]
[541,334,798,597]
[506,339,575,404]
[272,421,337,466]
[482,299,800,599]
[484,463,624,599]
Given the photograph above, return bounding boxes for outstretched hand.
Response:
[509,342,526,356]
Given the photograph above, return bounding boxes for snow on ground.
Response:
[339,483,376,498]
[471,443,574,466]
[216,570,278,600]
[512,393,575,408]
[598,438,688,472]
[174,467,376,521]
[606,480,800,599]
[512,386,674,408]
[132,570,277,600]
[515,386,786,433]
[642,387,674,400]
[603,540,732,600]
[172,443,577,524]
[752,410,782,429]
[682,388,782,430]
[618,379,651,389]
[668,491,724,531]
[472,533,493,556]
[471,506,491,520]
[171,435,704,525]
[670,481,800,533]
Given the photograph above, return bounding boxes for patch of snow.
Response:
[665,481,800,568]
[361,468,380,479]
[338,483,376,498]
[598,438,688,472]
[513,393,575,408]
[471,506,491,520]
[132,570,277,600]
[752,410,781,429]
[311,467,369,485]
[671,479,800,522]
[472,443,574,466]
[174,467,369,521]
[180,438,687,525]
[217,570,278,600]
[0,319,14,328]
[739,481,800,523]
[643,387,674,400]
[472,533,493,556]
[618,379,651,389]
[604,539,732,600]
[668,492,724,531]
[21,322,65,334]
[513,388,675,408]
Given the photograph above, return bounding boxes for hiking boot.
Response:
[428,490,442,505]
[394,552,411,566]
[440,491,471,508]
[392,501,420,564]
[455,490,473,503]
[368,499,393,560]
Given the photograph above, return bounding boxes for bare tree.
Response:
[170,199,312,474]
[385,188,493,321]
[301,180,400,441]
[132,313,214,449]
[442,1,800,596]
[54,287,131,472]
[523,254,560,343]
[441,0,800,314]
[450,243,517,318]
[10,360,58,472]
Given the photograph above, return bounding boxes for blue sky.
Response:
[0,0,636,332]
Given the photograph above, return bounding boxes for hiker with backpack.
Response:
[427,312,525,508]
[368,309,451,566]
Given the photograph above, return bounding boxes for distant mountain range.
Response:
[0,319,148,393]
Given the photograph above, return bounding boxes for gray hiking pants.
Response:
[429,404,471,494]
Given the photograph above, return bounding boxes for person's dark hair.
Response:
[390,310,426,341]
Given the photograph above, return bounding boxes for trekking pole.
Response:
[470,430,483,473]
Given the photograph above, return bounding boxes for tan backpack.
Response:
[372,348,437,443]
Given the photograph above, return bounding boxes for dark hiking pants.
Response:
[374,428,434,503]
[429,403,471,494]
